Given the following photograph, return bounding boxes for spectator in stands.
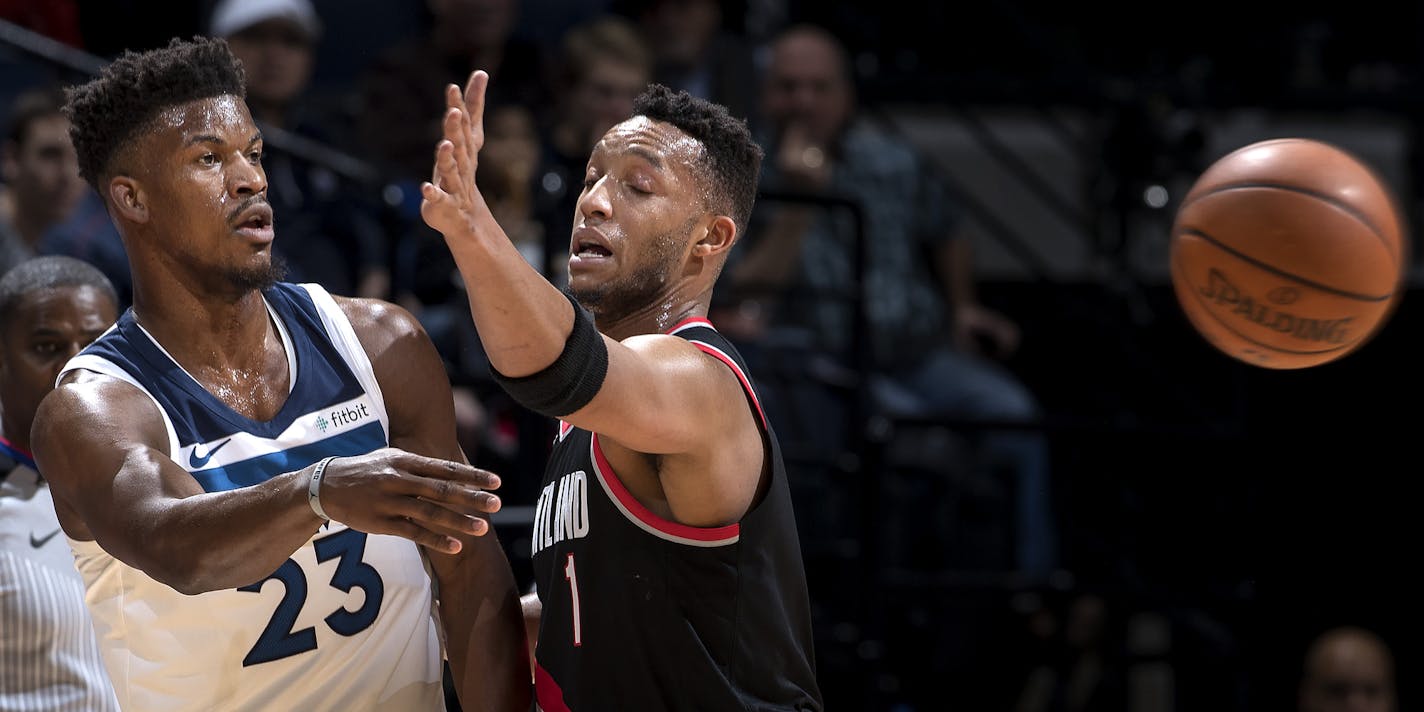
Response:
[356,0,551,188]
[623,0,757,122]
[2,85,131,307]
[1299,626,1396,712]
[481,104,547,275]
[1,87,84,275]
[727,23,1057,578]
[210,0,391,299]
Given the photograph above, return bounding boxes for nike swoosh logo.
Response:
[188,438,233,468]
[30,529,61,548]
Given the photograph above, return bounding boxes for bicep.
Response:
[32,377,201,551]
[567,335,748,456]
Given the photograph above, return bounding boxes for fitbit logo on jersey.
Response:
[317,402,371,432]
[532,470,590,556]
[331,403,370,425]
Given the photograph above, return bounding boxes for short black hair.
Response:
[632,84,763,236]
[0,256,119,335]
[4,86,67,147]
[63,35,246,189]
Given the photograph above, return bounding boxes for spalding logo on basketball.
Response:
[1168,138,1410,369]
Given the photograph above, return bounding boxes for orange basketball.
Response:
[1168,138,1410,369]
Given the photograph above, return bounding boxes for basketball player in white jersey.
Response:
[0,256,119,711]
[29,37,529,711]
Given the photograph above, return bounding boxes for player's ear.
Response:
[691,215,737,258]
[108,176,148,224]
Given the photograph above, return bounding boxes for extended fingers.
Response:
[469,70,492,145]
[432,139,463,193]
[385,517,463,554]
[440,109,482,187]
[396,495,493,537]
[397,451,502,490]
[414,475,502,514]
[442,107,482,174]
[462,72,486,113]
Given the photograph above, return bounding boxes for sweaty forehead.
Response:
[595,116,704,167]
[148,95,254,143]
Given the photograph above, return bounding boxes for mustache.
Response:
[227,195,270,224]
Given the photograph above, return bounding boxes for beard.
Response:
[571,217,691,320]
[228,252,289,293]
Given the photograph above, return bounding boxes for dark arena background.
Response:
[3,1,1419,709]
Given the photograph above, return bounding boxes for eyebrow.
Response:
[627,146,665,171]
[185,132,263,148]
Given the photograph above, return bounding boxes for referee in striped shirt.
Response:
[0,256,119,711]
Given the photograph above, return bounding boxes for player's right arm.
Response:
[32,370,501,595]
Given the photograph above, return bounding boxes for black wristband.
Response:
[490,291,609,418]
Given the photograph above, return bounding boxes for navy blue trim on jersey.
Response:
[189,422,384,492]
[79,283,366,448]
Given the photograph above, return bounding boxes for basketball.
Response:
[1168,138,1410,369]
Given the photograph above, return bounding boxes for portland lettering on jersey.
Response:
[531,469,591,556]
[1198,268,1354,344]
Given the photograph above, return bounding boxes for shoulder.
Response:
[50,367,151,412]
[333,295,430,353]
[39,369,166,445]
[332,296,454,427]
[620,331,745,392]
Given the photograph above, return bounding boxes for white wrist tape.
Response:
[307,456,338,522]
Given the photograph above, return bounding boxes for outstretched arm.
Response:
[421,72,766,526]
[32,376,500,595]
[341,296,530,712]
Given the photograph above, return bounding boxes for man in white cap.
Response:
[209,0,322,127]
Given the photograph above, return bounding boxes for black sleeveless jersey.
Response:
[528,318,822,711]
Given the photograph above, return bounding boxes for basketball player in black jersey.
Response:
[422,72,823,710]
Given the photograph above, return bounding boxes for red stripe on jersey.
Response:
[534,663,571,712]
[666,316,714,334]
[688,341,767,430]
[591,435,740,544]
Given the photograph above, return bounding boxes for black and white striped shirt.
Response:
[0,455,119,711]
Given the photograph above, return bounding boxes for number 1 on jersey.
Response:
[564,553,582,647]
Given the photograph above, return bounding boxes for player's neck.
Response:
[596,292,710,340]
[130,278,273,371]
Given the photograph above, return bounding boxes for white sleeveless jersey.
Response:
[57,283,445,712]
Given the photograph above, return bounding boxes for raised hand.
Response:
[313,447,502,554]
[421,70,493,240]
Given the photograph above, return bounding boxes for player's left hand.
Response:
[420,70,493,240]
